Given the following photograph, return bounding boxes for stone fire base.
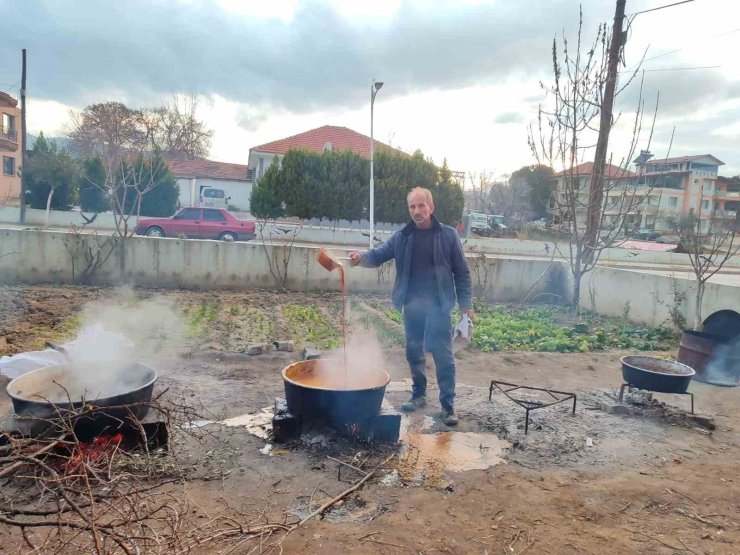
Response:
[272,397,401,444]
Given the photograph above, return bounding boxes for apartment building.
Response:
[0,91,22,205]
[631,152,727,233]
[550,162,634,228]
[551,153,736,234]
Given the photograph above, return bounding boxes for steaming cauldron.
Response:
[282,360,390,426]
[6,363,158,422]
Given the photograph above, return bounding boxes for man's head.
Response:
[407,187,435,229]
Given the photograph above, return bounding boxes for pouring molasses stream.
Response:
[316,249,352,382]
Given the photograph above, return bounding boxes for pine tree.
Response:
[80,156,109,212]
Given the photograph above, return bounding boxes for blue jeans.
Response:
[403,300,455,412]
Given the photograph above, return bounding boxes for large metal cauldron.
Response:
[621,355,694,394]
[6,363,158,422]
[282,360,390,426]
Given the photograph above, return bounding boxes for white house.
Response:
[164,154,255,212]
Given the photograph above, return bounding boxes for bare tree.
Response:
[670,200,739,328]
[148,94,213,159]
[466,170,495,213]
[67,102,147,169]
[105,154,173,278]
[528,6,655,311]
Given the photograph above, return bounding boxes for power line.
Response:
[642,65,721,72]
[627,0,696,17]
[618,64,721,75]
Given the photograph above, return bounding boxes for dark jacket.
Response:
[360,215,472,312]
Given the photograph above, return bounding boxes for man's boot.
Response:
[441,408,458,426]
[400,395,426,413]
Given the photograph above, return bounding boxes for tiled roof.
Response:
[0,91,18,107]
[554,162,635,179]
[251,125,402,158]
[163,154,250,181]
[640,154,724,166]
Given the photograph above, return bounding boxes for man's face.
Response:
[408,191,434,227]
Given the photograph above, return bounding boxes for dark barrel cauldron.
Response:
[282,360,390,426]
[6,363,158,423]
[620,355,695,394]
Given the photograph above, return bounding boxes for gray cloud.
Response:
[646,104,740,176]
[1,0,618,112]
[494,111,524,124]
[617,69,736,116]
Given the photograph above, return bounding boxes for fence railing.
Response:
[0,126,18,143]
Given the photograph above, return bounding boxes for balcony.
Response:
[0,126,18,152]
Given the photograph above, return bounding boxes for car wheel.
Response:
[220,231,237,242]
[146,226,165,238]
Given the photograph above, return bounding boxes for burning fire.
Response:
[62,433,123,473]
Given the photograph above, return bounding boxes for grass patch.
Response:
[282,304,341,350]
[183,300,220,339]
[472,304,678,353]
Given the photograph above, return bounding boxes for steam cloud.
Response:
[33,292,188,402]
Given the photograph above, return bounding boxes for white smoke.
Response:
[703,337,740,387]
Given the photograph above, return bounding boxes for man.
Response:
[349,187,473,426]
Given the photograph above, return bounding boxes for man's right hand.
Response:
[348,252,362,267]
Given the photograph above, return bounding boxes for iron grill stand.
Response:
[489,380,577,434]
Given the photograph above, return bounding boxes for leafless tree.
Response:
[528,7,656,311]
[670,199,739,328]
[465,170,495,213]
[147,94,213,159]
[67,102,148,170]
[69,102,183,279]
[105,154,173,278]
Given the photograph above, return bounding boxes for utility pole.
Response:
[583,0,626,264]
[19,49,27,224]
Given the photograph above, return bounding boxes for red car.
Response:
[135,208,256,241]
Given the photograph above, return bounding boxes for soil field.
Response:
[0,286,738,554]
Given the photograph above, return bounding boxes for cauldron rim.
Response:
[6,362,158,407]
[281,359,391,392]
[620,355,695,377]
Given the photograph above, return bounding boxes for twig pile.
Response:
[0,393,395,554]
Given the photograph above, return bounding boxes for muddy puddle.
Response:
[396,414,510,488]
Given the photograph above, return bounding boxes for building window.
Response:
[2,113,14,131]
[258,157,265,178]
[2,156,14,176]
[668,197,678,208]
[701,200,710,210]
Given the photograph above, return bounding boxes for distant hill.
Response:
[27,133,73,151]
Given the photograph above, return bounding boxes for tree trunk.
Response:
[571,268,582,313]
[44,188,55,229]
[694,280,705,330]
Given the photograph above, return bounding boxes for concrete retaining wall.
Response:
[567,266,740,328]
[0,228,562,303]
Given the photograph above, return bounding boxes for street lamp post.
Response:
[369,79,383,248]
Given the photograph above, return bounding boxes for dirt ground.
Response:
[1,286,738,554]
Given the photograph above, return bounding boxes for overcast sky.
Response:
[2,0,739,176]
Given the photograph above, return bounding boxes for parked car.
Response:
[199,187,230,209]
[135,208,256,241]
[632,229,673,243]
